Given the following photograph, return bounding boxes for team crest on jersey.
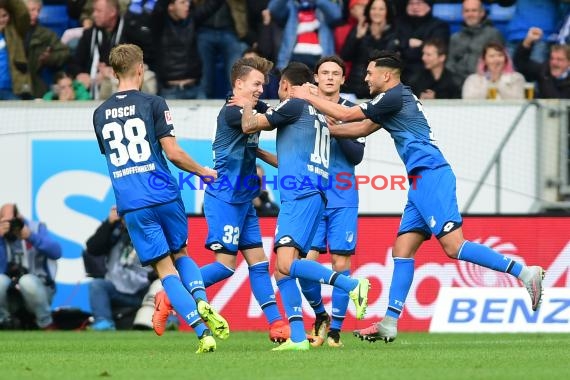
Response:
[164,110,173,125]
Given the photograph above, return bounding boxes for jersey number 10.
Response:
[310,120,330,169]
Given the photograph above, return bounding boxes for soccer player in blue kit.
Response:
[292,50,545,343]
[199,55,290,343]
[92,44,229,353]
[299,56,365,348]
[234,61,370,351]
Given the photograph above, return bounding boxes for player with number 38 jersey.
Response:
[93,92,178,215]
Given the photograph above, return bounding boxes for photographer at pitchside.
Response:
[0,203,61,329]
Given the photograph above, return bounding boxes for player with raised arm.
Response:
[299,56,365,348]
[92,44,229,353]
[200,56,290,343]
[291,50,545,344]
[232,61,370,351]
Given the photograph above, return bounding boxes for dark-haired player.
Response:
[292,50,545,343]
[232,61,370,351]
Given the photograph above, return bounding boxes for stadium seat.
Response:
[432,3,463,34]
[38,5,70,38]
[487,4,516,38]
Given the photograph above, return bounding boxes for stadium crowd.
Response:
[0,0,569,101]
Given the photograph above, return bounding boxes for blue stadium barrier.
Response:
[38,5,70,38]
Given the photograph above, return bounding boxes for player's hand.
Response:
[291,84,316,99]
[228,95,252,108]
[201,167,217,183]
[325,115,340,127]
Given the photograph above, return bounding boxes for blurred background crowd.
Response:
[1,0,569,102]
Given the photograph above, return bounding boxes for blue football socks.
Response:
[386,258,415,319]
[289,259,358,293]
[161,274,207,337]
[200,261,235,288]
[249,261,282,324]
[458,241,523,277]
[330,269,350,331]
[174,256,208,301]
[298,277,326,315]
[276,277,306,343]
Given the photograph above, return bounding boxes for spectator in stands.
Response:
[68,0,127,99]
[334,0,368,55]
[0,203,61,329]
[42,71,91,100]
[409,38,461,99]
[250,0,281,64]
[253,164,280,216]
[84,206,152,331]
[341,0,399,99]
[446,0,504,86]
[462,41,525,99]
[24,0,70,98]
[504,0,560,64]
[196,0,248,98]
[0,0,33,100]
[151,0,222,99]
[267,0,343,71]
[396,0,450,82]
[514,27,570,99]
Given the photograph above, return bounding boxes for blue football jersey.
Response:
[93,90,180,215]
[327,97,364,208]
[207,100,269,203]
[359,83,448,173]
[265,98,329,201]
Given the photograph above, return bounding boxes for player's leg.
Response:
[298,214,329,346]
[200,194,243,286]
[161,199,230,340]
[276,195,370,320]
[354,199,427,343]
[240,204,288,342]
[123,208,212,345]
[160,199,208,302]
[425,166,544,311]
[272,247,309,351]
[326,207,358,347]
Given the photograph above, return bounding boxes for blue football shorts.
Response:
[310,206,358,255]
[274,193,325,255]
[203,192,262,255]
[123,197,188,266]
[398,165,463,239]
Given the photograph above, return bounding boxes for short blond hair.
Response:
[109,44,143,78]
[230,56,274,87]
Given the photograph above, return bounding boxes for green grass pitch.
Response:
[1,331,568,379]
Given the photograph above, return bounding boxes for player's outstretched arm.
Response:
[291,85,365,122]
[228,95,274,134]
[257,148,277,168]
[329,119,381,139]
[160,136,217,180]
[241,101,274,134]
